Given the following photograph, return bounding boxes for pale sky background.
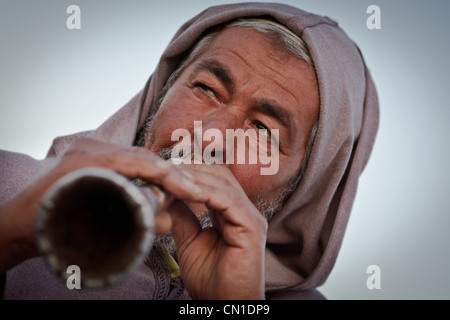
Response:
[1,0,449,299]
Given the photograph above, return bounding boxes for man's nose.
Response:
[196,110,244,165]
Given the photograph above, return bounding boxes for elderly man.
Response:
[0,2,378,300]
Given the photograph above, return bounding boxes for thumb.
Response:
[165,200,202,253]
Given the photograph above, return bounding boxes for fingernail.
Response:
[193,185,202,198]
[181,170,194,180]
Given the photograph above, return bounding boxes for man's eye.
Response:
[254,121,271,137]
[197,83,217,99]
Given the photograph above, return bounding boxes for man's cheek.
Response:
[229,164,266,201]
[149,112,197,151]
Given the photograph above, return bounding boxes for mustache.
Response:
[158,145,196,161]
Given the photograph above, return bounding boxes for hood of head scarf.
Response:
[49,2,379,294]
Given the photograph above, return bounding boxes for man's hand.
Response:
[165,164,268,300]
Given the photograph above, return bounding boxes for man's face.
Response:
[144,27,319,213]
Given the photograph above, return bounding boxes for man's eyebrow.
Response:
[254,100,293,133]
[195,59,235,93]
